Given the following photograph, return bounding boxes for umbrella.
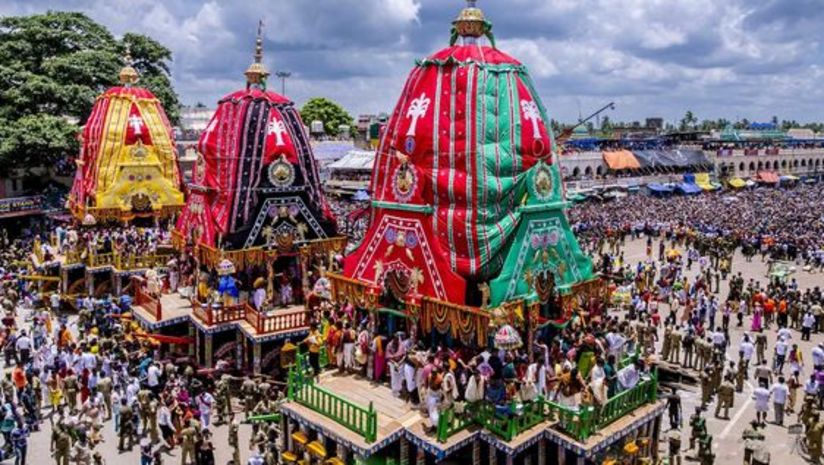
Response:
[494,324,523,350]
[666,249,681,258]
[353,189,370,202]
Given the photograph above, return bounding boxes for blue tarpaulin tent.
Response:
[647,183,675,197]
[676,182,702,195]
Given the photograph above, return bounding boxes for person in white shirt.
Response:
[81,349,97,372]
[804,374,819,395]
[813,344,824,371]
[197,391,215,428]
[774,338,789,373]
[711,328,726,350]
[157,402,174,448]
[606,331,626,360]
[111,390,122,433]
[15,330,32,365]
[740,336,755,373]
[147,363,161,393]
[617,361,641,391]
[126,379,139,406]
[770,377,789,426]
[802,312,816,341]
[777,327,792,342]
[752,385,771,426]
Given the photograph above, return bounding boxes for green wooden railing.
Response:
[593,367,658,429]
[246,413,282,423]
[287,352,378,443]
[542,400,595,442]
[436,366,658,444]
[435,405,476,442]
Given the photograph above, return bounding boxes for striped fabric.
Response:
[70,86,182,210]
[176,88,336,249]
[366,44,555,281]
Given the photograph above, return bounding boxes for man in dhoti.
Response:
[386,333,406,397]
[404,352,419,405]
[617,360,642,392]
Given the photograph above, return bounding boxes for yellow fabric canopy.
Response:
[695,172,716,190]
[728,177,746,188]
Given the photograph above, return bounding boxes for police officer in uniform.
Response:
[63,371,79,412]
[700,368,713,410]
[179,421,197,465]
[228,419,240,465]
[670,327,682,364]
[662,325,672,362]
[715,377,735,419]
[736,358,746,393]
[97,374,113,420]
[51,423,71,465]
[742,420,764,465]
[689,407,706,450]
[118,398,135,452]
[667,429,682,465]
[241,378,257,419]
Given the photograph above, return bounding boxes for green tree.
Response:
[300,97,354,137]
[600,115,613,137]
[679,110,697,131]
[0,12,179,174]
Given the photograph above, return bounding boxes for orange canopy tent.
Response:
[602,150,641,170]
[756,170,779,184]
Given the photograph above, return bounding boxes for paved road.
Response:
[611,238,821,465]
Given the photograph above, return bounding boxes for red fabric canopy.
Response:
[343,210,467,304]
[427,45,522,65]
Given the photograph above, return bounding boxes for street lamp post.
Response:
[275,71,291,96]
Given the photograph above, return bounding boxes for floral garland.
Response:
[327,273,369,308]
[456,310,476,345]
[421,298,488,346]
[432,303,451,335]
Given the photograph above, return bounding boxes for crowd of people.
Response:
[582,205,824,464]
[301,301,653,433]
[0,181,822,465]
[0,267,289,465]
[35,226,172,264]
[570,184,824,269]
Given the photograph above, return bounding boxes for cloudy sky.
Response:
[4,0,824,124]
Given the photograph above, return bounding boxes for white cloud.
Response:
[1,0,822,122]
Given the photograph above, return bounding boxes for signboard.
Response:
[0,196,44,218]
[310,120,324,134]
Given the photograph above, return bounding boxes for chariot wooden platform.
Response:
[274,353,665,465]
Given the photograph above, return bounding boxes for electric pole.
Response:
[275,71,292,96]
